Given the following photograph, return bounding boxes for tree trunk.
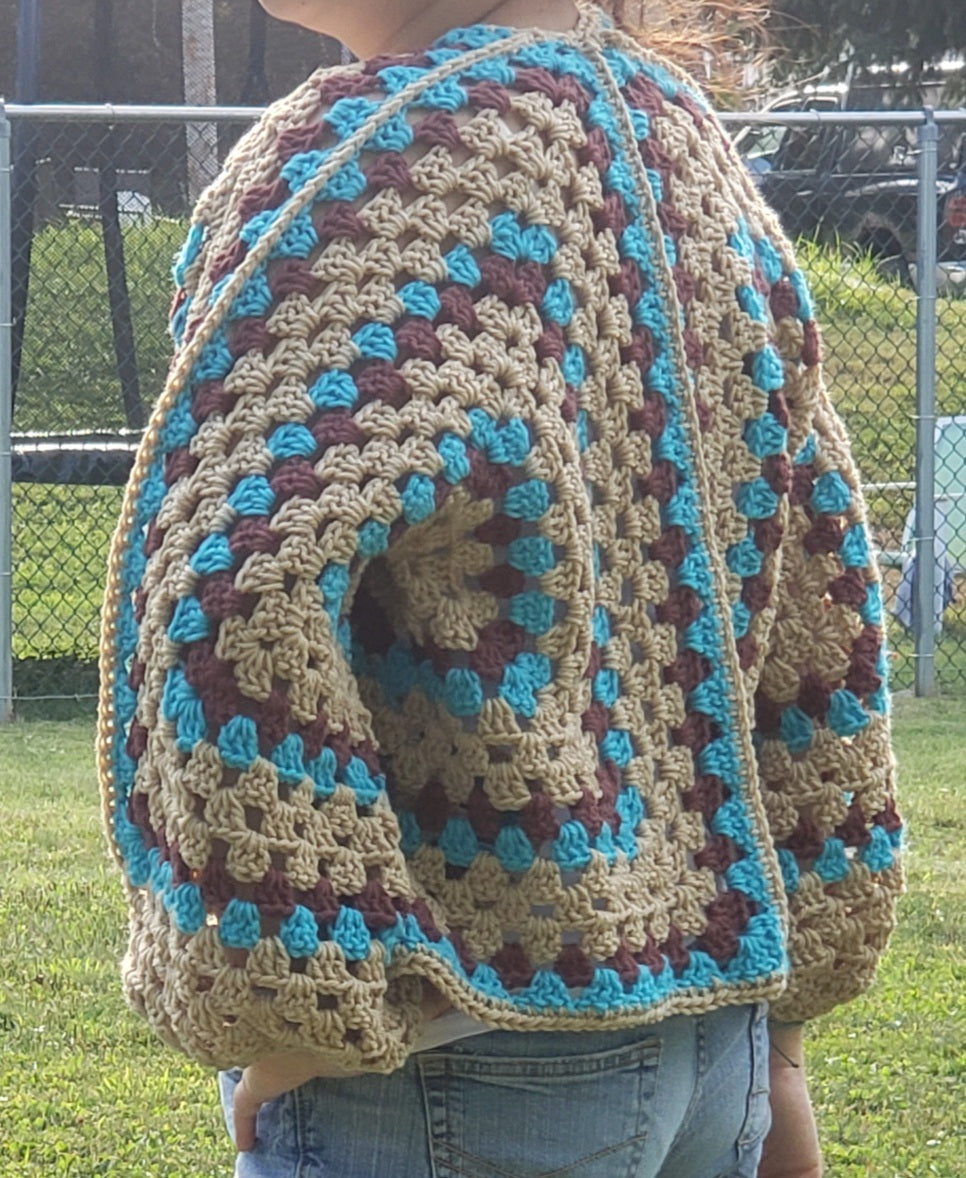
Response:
[181,0,219,204]
[95,0,144,430]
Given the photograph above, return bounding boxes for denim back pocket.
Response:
[416,1035,662,1178]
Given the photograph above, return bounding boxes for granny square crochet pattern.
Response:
[98,8,902,1071]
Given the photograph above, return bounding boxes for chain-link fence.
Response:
[2,104,965,713]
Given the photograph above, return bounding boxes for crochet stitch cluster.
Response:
[98,9,901,1072]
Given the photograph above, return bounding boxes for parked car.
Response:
[732,68,966,290]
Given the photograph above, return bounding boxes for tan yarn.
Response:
[98,8,901,1071]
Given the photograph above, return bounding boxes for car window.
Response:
[835,125,917,171]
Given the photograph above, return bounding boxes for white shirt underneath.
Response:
[412,1009,494,1053]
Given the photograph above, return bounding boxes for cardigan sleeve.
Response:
[753,359,903,1023]
[98,71,469,1072]
[623,77,905,1021]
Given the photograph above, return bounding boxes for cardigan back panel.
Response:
[97,9,902,1071]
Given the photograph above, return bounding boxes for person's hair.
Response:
[595,0,770,100]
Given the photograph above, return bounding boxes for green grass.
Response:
[0,700,963,1175]
[16,218,186,433]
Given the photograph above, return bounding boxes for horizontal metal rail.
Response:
[0,102,264,122]
[719,109,966,127]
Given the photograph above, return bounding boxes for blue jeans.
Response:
[219,1002,770,1178]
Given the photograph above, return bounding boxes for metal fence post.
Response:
[0,104,13,722]
[913,110,939,697]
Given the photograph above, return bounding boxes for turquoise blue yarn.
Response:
[811,471,852,515]
[751,345,785,393]
[307,746,338,799]
[399,809,422,856]
[789,269,814,320]
[509,591,556,635]
[321,160,367,202]
[268,422,317,459]
[576,409,590,453]
[860,581,883,626]
[562,345,587,387]
[552,821,593,870]
[542,278,576,325]
[828,689,870,736]
[227,268,273,321]
[683,611,719,659]
[737,284,767,323]
[439,817,481,867]
[744,413,788,459]
[728,220,755,265]
[444,243,482,287]
[779,706,813,754]
[679,950,725,991]
[400,474,437,523]
[190,533,234,575]
[508,536,556,576]
[352,322,397,361]
[377,64,427,94]
[443,667,484,716]
[755,235,784,285]
[332,906,371,960]
[726,858,773,904]
[368,111,414,152]
[280,149,326,192]
[161,668,206,754]
[469,962,510,1002]
[521,969,575,1012]
[595,823,618,865]
[840,524,871,568]
[218,715,260,770]
[228,475,275,516]
[319,562,349,605]
[504,480,550,520]
[600,729,633,768]
[171,883,205,935]
[398,281,442,319]
[159,399,196,452]
[794,434,817,465]
[489,418,531,465]
[358,519,390,557]
[861,824,895,871]
[735,477,780,521]
[494,824,535,872]
[592,606,611,645]
[499,651,552,717]
[616,786,645,831]
[575,967,625,1012]
[173,222,205,287]
[438,433,471,483]
[732,601,752,639]
[593,668,620,706]
[414,77,468,113]
[220,899,261,949]
[192,328,234,382]
[342,756,384,805]
[271,734,306,785]
[281,906,321,957]
[775,848,801,898]
[325,96,381,137]
[814,837,850,883]
[309,370,358,410]
[726,535,764,578]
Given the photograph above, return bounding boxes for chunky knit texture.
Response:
[98,8,902,1072]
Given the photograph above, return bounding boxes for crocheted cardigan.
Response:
[97,8,902,1072]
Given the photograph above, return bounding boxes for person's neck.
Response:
[332,0,581,60]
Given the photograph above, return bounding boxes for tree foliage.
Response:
[770,0,966,80]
